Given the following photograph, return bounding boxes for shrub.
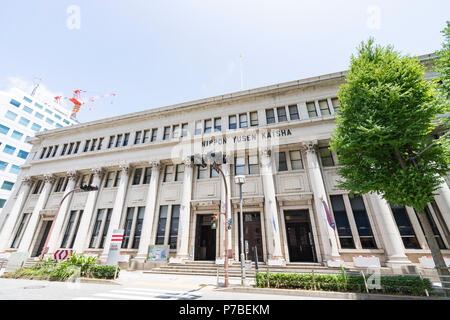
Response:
[255,271,432,296]
[88,265,119,279]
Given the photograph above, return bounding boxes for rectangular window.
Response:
[289,150,303,170]
[90,139,97,151]
[34,102,43,109]
[9,165,21,175]
[61,211,77,248]
[330,195,355,249]
[10,99,21,107]
[11,213,29,248]
[35,112,44,119]
[197,165,208,179]
[239,113,248,128]
[104,171,115,188]
[163,127,170,140]
[331,98,340,111]
[318,100,331,116]
[23,96,32,103]
[0,161,7,171]
[4,145,16,155]
[108,136,115,148]
[151,128,158,142]
[74,141,80,154]
[349,196,377,249]
[164,165,174,182]
[97,137,103,150]
[169,205,180,249]
[89,210,104,248]
[61,144,68,156]
[306,102,317,118]
[275,152,288,172]
[132,168,143,185]
[229,115,237,130]
[277,107,287,122]
[248,155,259,175]
[122,207,135,248]
[143,167,152,184]
[31,123,42,131]
[45,109,52,115]
[0,124,10,135]
[319,146,335,167]
[195,121,202,135]
[250,111,258,127]
[5,110,17,120]
[415,207,447,249]
[132,207,145,249]
[210,166,219,178]
[54,177,65,192]
[40,147,47,159]
[46,146,53,158]
[214,118,221,132]
[288,105,299,120]
[11,130,23,141]
[115,134,123,147]
[113,170,122,187]
[235,157,246,175]
[1,181,14,191]
[46,118,54,125]
[68,210,83,249]
[203,119,212,134]
[18,117,30,127]
[173,124,180,138]
[134,131,142,144]
[155,206,168,245]
[99,209,111,249]
[83,140,91,152]
[32,180,43,194]
[390,204,420,249]
[175,164,184,181]
[143,129,150,143]
[0,199,5,208]
[181,123,188,137]
[123,133,130,146]
[266,109,275,124]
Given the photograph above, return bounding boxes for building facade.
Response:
[0,88,78,217]
[0,54,449,271]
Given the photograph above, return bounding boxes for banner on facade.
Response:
[106,229,124,266]
[147,245,170,262]
[322,200,335,230]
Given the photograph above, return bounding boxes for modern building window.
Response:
[151,128,158,142]
[22,105,34,113]
[0,161,7,171]
[164,165,174,182]
[169,205,180,249]
[265,109,276,124]
[11,213,30,248]
[0,199,5,208]
[250,111,258,127]
[318,100,331,116]
[248,155,259,175]
[277,107,287,122]
[4,145,16,155]
[181,123,188,137]
[10,99,21,107]
[143,129,150,143]
[23,96,32,103]
[235,157,246,175]
[214,118,221,132]
[163,127,170,140]
[9,165,21,175]
[330,195,355,249]
[5,110,17,121]
[288,105,299,120]
[306,102,317,118]
[319,146,335,167]
[34,102,43,109]
[204,120,212,134]
[18,117,30,127]
[289,150,303,170]
[35,112,44,119]
[123,133,130,146]
[0,124,10,135]
[1,181,14,191]
[349,196,377,249]
[175,164,184,182]
[45,109,52,115]
[11,130,23,141]
[229,115,237,130]
[390,204,420,249]
[143,167,152,184]
[275,152,288,172]
[155,206,168,245]
[45,118,54,125]
[132,168,143,185]
[239,113,248,128]
[195,121,202,135]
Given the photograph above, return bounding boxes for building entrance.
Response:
[238,212,264,261]
[284,210,316,262]
[32,220,52,257]
[194,214,216,261]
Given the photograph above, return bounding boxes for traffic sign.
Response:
[53,249,73,262]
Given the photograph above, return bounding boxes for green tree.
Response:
[330,39,450,289]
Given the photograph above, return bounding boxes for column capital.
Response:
[118,165,130,176]
[183,157,194,167]
[66,170,78,181]
[151,160,161,169]
[91,167,105,179]
[303,140,318,153]
[22,176,35,186]
[44,173,56,184]
[259,148,272,168]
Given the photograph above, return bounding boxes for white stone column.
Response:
[172,158,194,263]
[47,171,78,254]
[0,176,33,252]
[135,161,161,262]
[434,182,450,228]
[72,168,103,253]
[260,149,285,266]
[367,193,411,269]
[100,165,130,261]
[18,174,55,253]
[304,141,341,264]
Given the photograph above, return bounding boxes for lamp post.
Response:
[234,174,246,286]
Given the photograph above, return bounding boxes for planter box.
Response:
[353,255,381,268]
[418,256,450,269]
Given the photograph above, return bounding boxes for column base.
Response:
[169,256,190,264]
[386,256,412,272]
[267,257,286,267]
[326,259,346,268]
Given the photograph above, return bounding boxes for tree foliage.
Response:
[434,21,450,136]
[330,39,449,210]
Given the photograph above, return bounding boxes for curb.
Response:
[78,277,121,285]
[216,286,450,300]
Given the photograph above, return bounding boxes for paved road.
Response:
[0,271,338,300]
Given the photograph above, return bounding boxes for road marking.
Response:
[73,287,201,300]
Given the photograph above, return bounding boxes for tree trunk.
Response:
[416,209,450,294]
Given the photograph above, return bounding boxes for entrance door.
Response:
[32,221,52,257]
[238,212,264,262]
[284,210,316,262]
[194,214,216,261]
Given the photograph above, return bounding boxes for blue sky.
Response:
[0,1,449,123]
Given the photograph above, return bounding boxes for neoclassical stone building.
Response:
[0,53,449,272]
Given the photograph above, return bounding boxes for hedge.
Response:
[255,271,433,296]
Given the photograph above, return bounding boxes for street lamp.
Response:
[234,174,246,286]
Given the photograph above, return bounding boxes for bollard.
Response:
[254,246,259,272]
